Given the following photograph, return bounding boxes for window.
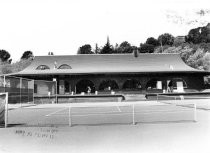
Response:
[58,64,72,69]
[36,65,50,70]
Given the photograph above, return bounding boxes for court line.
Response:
[116,106,122,112]
[70,110,193,117]
[47,109,193,117]
[45,107,123,117]
[45,108,69,117]
[49,110,125,116]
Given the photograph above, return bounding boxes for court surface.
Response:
[0,98,210,153]
[7,99,207,127]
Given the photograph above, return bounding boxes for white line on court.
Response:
[116,106,122,112]
[46,109,193,117]
[68,109,194,117]
[48,110,125,116]
[45,108,69,117]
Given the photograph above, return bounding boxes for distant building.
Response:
[174,36,186,44]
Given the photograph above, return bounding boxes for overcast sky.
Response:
[0,0,210,62]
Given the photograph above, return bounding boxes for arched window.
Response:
[99,80,119,91]
[122,79,142,90]
[58,64,72,69]
[36,65,50,70]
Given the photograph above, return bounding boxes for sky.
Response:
[0,0,210,62]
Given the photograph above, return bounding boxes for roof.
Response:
[14,53,208,76]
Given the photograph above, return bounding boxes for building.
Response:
[13,53,210,98]
[174,36,186,44]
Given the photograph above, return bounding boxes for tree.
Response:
[115,41,135,53]
[21,51,34,60]
[158,33,175,46]
[186,24,210,44]
[0,50,11,63]
[77,44,94,54]
[100,37,114,54]
[94,43,100,54]
[146,37,159,46]
[186,28,202,44]
[139,43,155,53]
[48,52,54,55]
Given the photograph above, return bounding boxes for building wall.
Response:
[53,73,205,95]
[34,81,56,95]
[186,74,204,90]
[28,73,206,96]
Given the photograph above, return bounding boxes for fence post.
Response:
[194,103,197,122]
[69,106,72,126]
[56,80,58,104]
[20,78,22,107]
[27,79,29,103]
[33,80,35,104]
[3,75,6,92]
[5,92,8,128]
[52,78,58,104]
[132,104,136,125]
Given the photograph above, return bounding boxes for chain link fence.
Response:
[0,75,34,104]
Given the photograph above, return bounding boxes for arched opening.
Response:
[168,78,187,92]
[122,79,142,90]
[76,79,95,94]
[99,80,119,91]
[146,79,163,91]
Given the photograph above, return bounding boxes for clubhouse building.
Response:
[14,53,210,97]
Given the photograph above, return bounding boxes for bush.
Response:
[0,58,32,74]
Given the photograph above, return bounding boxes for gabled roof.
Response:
[15,53,207,76]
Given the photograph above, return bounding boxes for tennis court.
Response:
[0,91,209,128]
[6,101,201,127]
[1,94,210,153]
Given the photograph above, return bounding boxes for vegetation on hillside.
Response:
[0,51,33,75]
